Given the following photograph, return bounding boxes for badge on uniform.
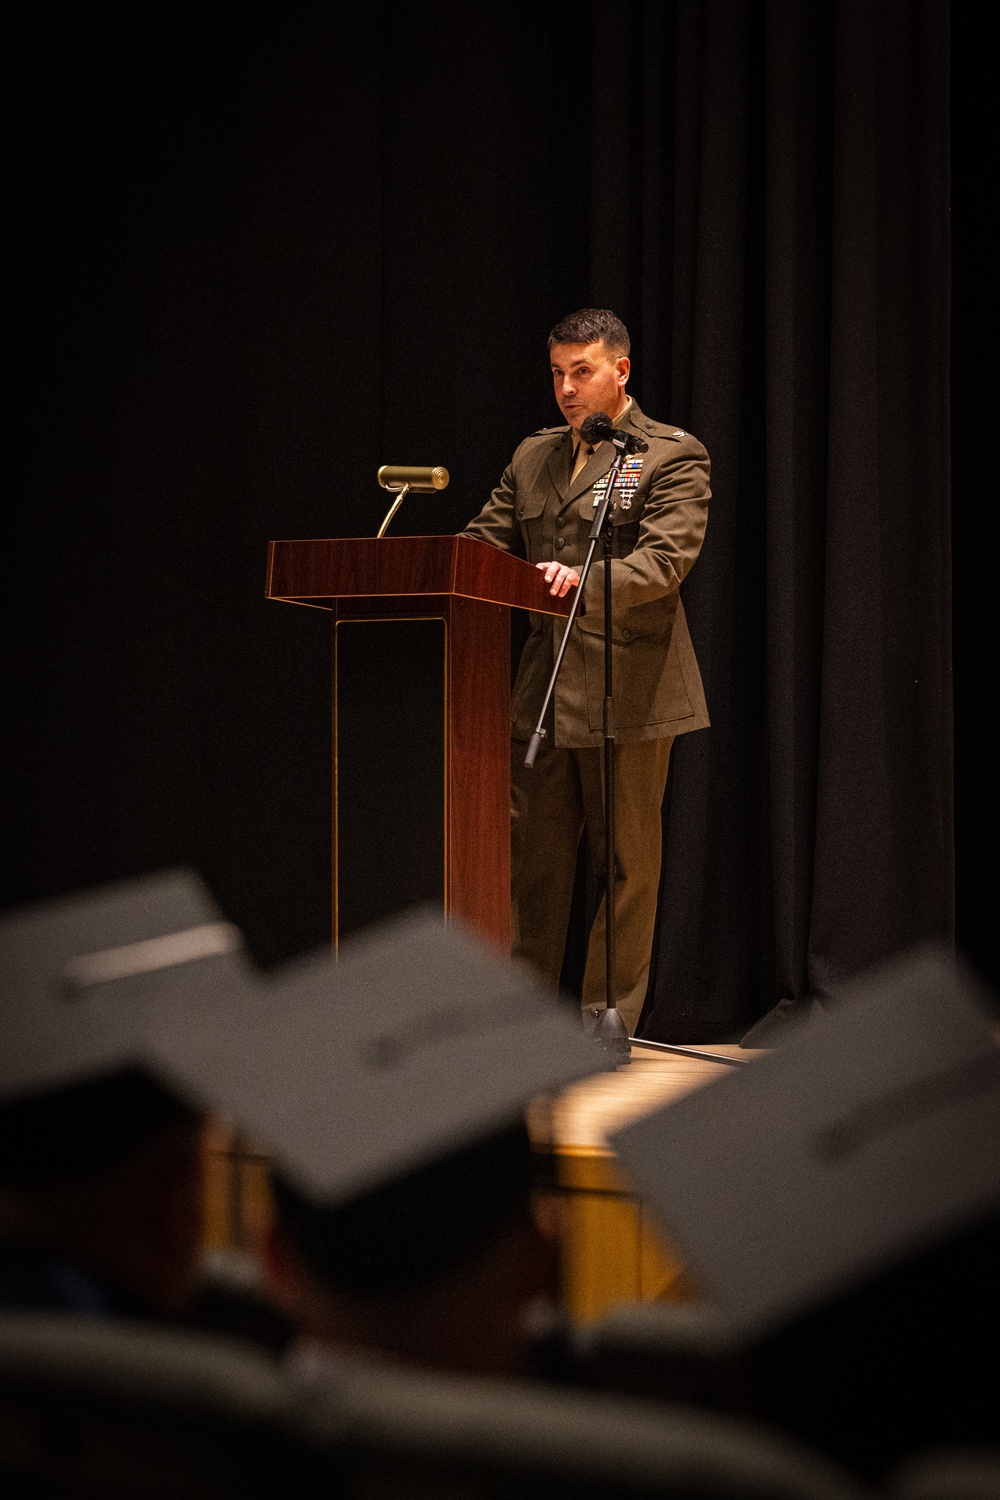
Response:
[592,454,644,511]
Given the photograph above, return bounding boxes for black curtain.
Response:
[630,0,953,1039]
[5,3,967,1039]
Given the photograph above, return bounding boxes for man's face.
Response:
[549,340,630,433]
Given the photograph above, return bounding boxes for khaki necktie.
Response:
[571,439,595,485]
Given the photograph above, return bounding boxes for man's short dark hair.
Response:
[548,308,630,356]
[272,1120,543,1300]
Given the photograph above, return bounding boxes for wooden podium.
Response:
[265,534,572,953]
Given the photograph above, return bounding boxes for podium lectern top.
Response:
[266,534,573,616]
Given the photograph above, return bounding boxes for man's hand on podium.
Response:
[536,561,581,598]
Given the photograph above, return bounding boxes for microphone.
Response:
[580,412,649,454]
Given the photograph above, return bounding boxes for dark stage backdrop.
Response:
[5,3,982,1038]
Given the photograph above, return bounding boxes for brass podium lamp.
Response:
[376,465,450,537]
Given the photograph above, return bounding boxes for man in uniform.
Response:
[463,309,710,1033]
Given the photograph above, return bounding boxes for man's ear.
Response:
[616,355,631,387]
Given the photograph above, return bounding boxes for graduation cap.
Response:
[0,869,252,1182]
[145,907,609,1209]
[611,946,1000,1341]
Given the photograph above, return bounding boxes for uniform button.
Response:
[554,537,566,550]
[622,627,631,639]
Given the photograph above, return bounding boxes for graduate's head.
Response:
[0,870,250,1313]
[266,1118,560,1376]
[612,947,1000,1474]
[0,1067,207,1314]
[144,910,608,1374]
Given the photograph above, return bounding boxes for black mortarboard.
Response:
[0,870,251,1181]
[611,947,1000,1339]
[146,908,608,1207]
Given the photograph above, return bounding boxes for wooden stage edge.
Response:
[204,1041,764,1326]
[529,1040,765,1155]
[527,1042,766,1321]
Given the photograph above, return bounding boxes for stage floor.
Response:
[531,1040,763,1153]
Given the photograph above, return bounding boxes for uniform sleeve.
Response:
[582,437,711,618]
[460,461,524,558]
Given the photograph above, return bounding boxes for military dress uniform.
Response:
[463,399,710,1032]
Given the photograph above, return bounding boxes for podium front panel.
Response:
[267,540,550,956]
[334,617,446,943]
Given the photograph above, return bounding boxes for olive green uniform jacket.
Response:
[463,401,711,749]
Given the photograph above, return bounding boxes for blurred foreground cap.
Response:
[611,946,1000,1339]
[146,908,609,1205]
[0,868,250,1105]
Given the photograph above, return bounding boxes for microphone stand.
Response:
[525,432,633,1065]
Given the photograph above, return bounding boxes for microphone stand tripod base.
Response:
[586,1004,632,1065]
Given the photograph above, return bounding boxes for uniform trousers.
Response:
[510,735,673,1035]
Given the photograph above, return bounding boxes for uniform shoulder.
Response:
[510,424,569,464]
[631,412,699,444]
